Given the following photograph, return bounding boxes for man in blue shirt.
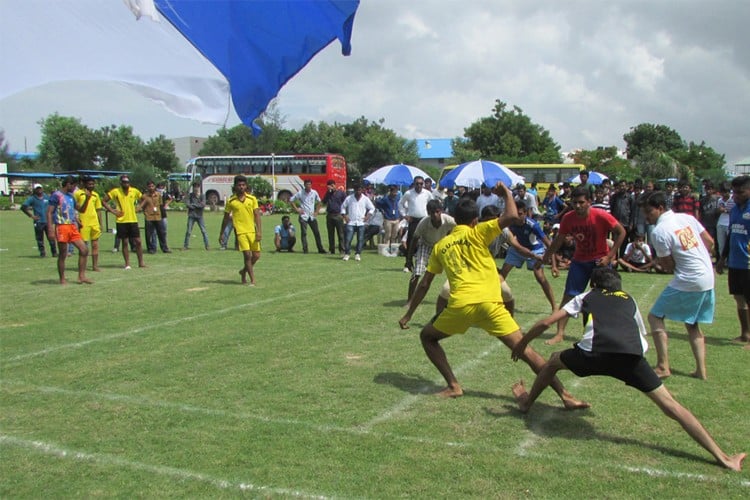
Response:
[21,183,57,257]
[717,175,750,347]
[375,184,401,246]
[274,215,296,252]
[501,201,557,312]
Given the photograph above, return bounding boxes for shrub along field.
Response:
[1,210,747,497]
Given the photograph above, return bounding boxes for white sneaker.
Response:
[403,267,410,273]
[124,265,132,270]
[342,254,350,261]
[354,254,361,261]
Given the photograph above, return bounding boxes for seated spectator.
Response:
[274,215,296,252]
[618,233,654,272]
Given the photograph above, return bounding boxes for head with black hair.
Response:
[454,198,479,225]
[590,267,622,291]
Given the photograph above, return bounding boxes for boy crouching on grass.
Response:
[510,267,745,471]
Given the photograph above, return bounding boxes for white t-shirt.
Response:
[413,214,456,246]
[624,242,651,264]
[651,211,714,291]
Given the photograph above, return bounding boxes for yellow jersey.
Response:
[106,187,142,223]
[73,189,102,228]
[225,194,259,235]
[427,220,502,308]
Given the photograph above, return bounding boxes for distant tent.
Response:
[0,0,360,134]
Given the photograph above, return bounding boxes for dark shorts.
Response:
[559,346,662,393]
[116,222,140,240]
[564,260,599,296]
[728,268,750,302]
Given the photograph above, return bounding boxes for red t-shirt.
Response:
[559,207,618,262]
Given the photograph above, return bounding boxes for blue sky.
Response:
[1,0,748,165]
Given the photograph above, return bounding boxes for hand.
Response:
[115,210,124,218]
[551,267,560,278]
[716,258,725,274]
[511,337,529,361]
[33,215,40,221]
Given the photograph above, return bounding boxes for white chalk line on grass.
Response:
[3,379,747,489]
[3,274,372,364]
[0,435,334,499]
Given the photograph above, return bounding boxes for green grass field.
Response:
[1,210,748,498]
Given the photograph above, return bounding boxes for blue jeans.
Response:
[184,216,209,248]
[344,224,365,255]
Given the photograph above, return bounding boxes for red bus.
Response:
[187,154,347,204]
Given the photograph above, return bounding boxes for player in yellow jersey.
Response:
[103,175,145,269]
[399,182,589,409]
[74,176,103,271]
[220,176,262,286]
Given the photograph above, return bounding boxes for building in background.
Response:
[415,138,454,169]
[170,136,207,168]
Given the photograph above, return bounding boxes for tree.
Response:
[143,135,181,173]
[461,100,562,164]
[93,124,144,170]
[623,123,684,160]
[38,114,97,171]
[568,146,636,180]
[673,141,726,184]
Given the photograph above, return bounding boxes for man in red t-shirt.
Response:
[542,186,626,344]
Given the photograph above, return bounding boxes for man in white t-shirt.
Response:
[640,191,715,380]
[618,233,654,272]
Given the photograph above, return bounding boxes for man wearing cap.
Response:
[103,175,145,269]
[46,176,92,284]
[21,183,57,257]
[322,179,347,254]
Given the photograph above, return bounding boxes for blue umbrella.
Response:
[363,164,430,186]
[567,171,608,185]
[439,159,524,189]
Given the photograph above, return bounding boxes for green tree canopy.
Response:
[568,146,636,180]
[459,100,561,164]
[38,114,97,171]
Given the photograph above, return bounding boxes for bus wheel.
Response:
[277,191,292,203]
[206,191,220,207]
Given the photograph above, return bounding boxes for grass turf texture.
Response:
[1,210,748,498]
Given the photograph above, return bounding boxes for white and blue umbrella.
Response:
[364,164,430,187]
[567,171,608,185]
[439,159,524,189]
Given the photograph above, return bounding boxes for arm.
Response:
[219,212,231,245]
[598,222,626,266]
[254,208,262,242]
[495,183,520,228]
[511,308,571,361]
[699,228,714,256]
[46,204,56,240]
[399,271,436,329]
[101,193,120,217]
[21,202,38,220]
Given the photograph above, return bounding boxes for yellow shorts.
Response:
[439,279,514,303]
[79,225,101,242]
[433,302,519,338]
[237,232,261,252]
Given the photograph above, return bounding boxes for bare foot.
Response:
[436,384,463,398]
[138,264,147,268]
[59,279,67,286]
[239,269,247,284]
[92,267,101,272]
[731,335,750,344]
[654,366,671,379]
[721,452,746,472]
[78,277,94,285]
[690,371,707,380]
[512,381,530,413]
[744,344,750,351]
[562,395,591,411]
[545,334,565,345]
[398,317,410,330]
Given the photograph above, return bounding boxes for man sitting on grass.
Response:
[398,183,589,411]
[510,267,745,471]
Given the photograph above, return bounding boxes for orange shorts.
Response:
[55,224,83,244]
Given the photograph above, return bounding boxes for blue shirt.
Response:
[375,194,401,221]
[727,200,750,270]
[542,195,565,219]
[322,188,346,215]
[48,190,78,225]
[22,194,50,223]
[509,217,546,252]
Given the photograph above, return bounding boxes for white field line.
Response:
[3,275,371,364]
[0,435,334,499]
[2,380,747,489]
